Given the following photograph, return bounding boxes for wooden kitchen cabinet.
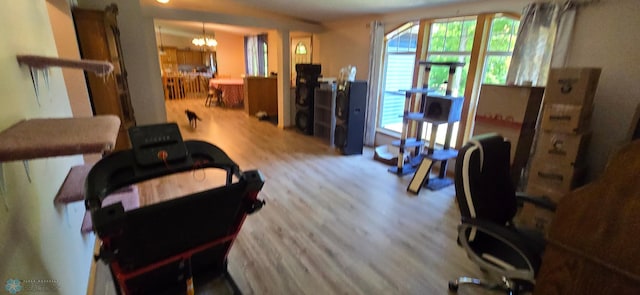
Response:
[244,77,278,117]
[175,50,205,66]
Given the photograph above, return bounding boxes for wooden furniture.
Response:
[162,74,209,100]
[159,47,178,74]
[243,77,277,115]
[73,4,135,151]
[159,47,213,74]
[208,78,244,108]
[176,49,205,66]
[534,140,640,294]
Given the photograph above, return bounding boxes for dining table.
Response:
[208,78,244,107]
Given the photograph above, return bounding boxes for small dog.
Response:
[185,109,202,129]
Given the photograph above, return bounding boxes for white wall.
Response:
[215,31,246,78]
[47,0,92,118]
[268,30,279,75]
[0,1,95,294]
[565,0,640,179]
[319,18,374,81]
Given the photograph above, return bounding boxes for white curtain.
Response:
[364,20,385,146]
[507,1,577,86]
[245,36,259,76]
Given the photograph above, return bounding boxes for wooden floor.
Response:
[128,99,494,294]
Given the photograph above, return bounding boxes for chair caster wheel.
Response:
[448,281,459,292]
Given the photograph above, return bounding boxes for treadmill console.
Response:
[128,123,188,167]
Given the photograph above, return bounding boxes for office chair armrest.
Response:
[516,192,556,212]
[458,217,540,280]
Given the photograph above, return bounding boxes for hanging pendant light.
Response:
[295,42,307,55]
[192,23,217,47]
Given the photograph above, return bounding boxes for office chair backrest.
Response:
[455,133,517,225]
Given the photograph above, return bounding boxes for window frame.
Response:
[377,21,420,134]
[375,12,521,149]
[481,15,520,85]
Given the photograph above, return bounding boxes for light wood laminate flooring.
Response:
[133,99,494,294]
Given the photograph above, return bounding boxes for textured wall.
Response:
[0,1,95,294]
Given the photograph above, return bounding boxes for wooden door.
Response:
[73,4,135,151]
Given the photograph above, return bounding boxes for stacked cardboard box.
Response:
[519,68,601,233]
[474,85,545,186]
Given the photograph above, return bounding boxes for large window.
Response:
[244,34,268,76]
[379,22,419,133]
[483,16,519,84]
[421,17,476,147]
[377,14,520,147]
[425,17,476,97]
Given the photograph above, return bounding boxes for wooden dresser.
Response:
[243,76,277,117]
[73,4,135,151]
[535,140,640,294]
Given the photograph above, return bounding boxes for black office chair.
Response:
[449,133,555,294]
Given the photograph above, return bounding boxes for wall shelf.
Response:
[16,55,114,75]
[0,116,121,161]
[0,116,121,202]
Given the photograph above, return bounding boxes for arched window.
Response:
[379,22,419,132]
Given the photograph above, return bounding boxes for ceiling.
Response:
[154,19,266,38]
[152,0,480,23]
[147,0,482,37]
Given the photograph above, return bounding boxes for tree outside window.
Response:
[376,14,520,144]
[426,18,476,97]
[421,17,477,147]
[483,16,520,85]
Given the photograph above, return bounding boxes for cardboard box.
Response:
[534,131,591,166]
[517,202,555,235]
[526,182,566,204]
[540,104,591,133]
[476,85,545,128]
[527,156,586,193]
[474,85,544,185]
[545,68,601,105]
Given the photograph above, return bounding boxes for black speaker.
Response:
[423,94,464,123]
[295,64,321,76]
[334,81,367,155]
[295,110,311,133]
[295,79,313,107]
[294,64,321,134]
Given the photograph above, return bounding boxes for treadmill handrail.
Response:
[84,140,241,210]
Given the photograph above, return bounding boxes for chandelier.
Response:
[192,23,217,47]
